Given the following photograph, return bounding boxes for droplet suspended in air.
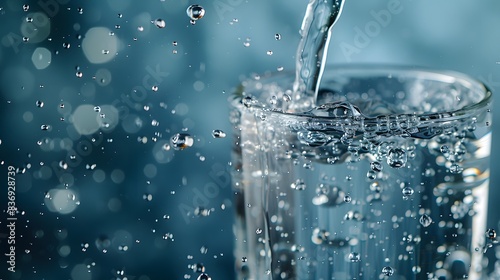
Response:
[419,214,432,227]
[197,273,211,280]
[486,228,497,240]
[187,5,205,21]
[191,263,205,273]
[382,266,394,276]
[153,18,166,28]
[212,129,226,138]
[170,133,194,150]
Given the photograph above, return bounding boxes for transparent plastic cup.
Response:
[230,65,493,280]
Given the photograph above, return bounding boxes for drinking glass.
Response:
[230,65,493,280]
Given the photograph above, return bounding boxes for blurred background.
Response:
[0,0,499,279]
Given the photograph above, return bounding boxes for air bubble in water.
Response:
[187,5,205,21]
[152,85,159,92]
[23,4,29,11]
[170,133,194,150]
[344,195,351,203]
[370,161,383,172]
[349,252,360,262]
[36,100,44,108]
[311,228,330,245]
[153,19,166,28]
[76,71,83,78]
[41,125,50,130]
[242,96,253,108]
[256,228,262,234]
[382,266,394,276]
[402,186,414,197]
[275,33,282,40]
[449,163,463,174]
[419,214,432,227]
[387,148,407,168]
[291,179,306,191]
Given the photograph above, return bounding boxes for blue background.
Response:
[0,1,499,279]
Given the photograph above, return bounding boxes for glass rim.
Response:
[232,64,493,122]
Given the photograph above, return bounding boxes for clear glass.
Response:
[230,65,493,280]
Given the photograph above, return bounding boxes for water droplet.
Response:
[419,214,432,227]
[349,252,360,262]
[387,148,407,168]
[94,106,101,112]
[23,4,29,11]
[382,266,394,276]
[402,186,414,197]
[212,129,226,138]
[291,179,306,191]
[62,42,70,49]
[187,5,206,21]
[137,26,144,32]
[256,228,262,234]
[343,195,351,203]
[153,18,166,28]
[275,33,282,40]
[311,228,330,245]
[197,273,211,280]
[486,228,497,240]
[266,50,273,56]
[41,125,50,131]
[170,133,194,150]
[152,85,159,92]
[143,193,153,201]
[241,256,247,262]
[76,71,83,78]
[77,7,83,14]
[36,100,44,108]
